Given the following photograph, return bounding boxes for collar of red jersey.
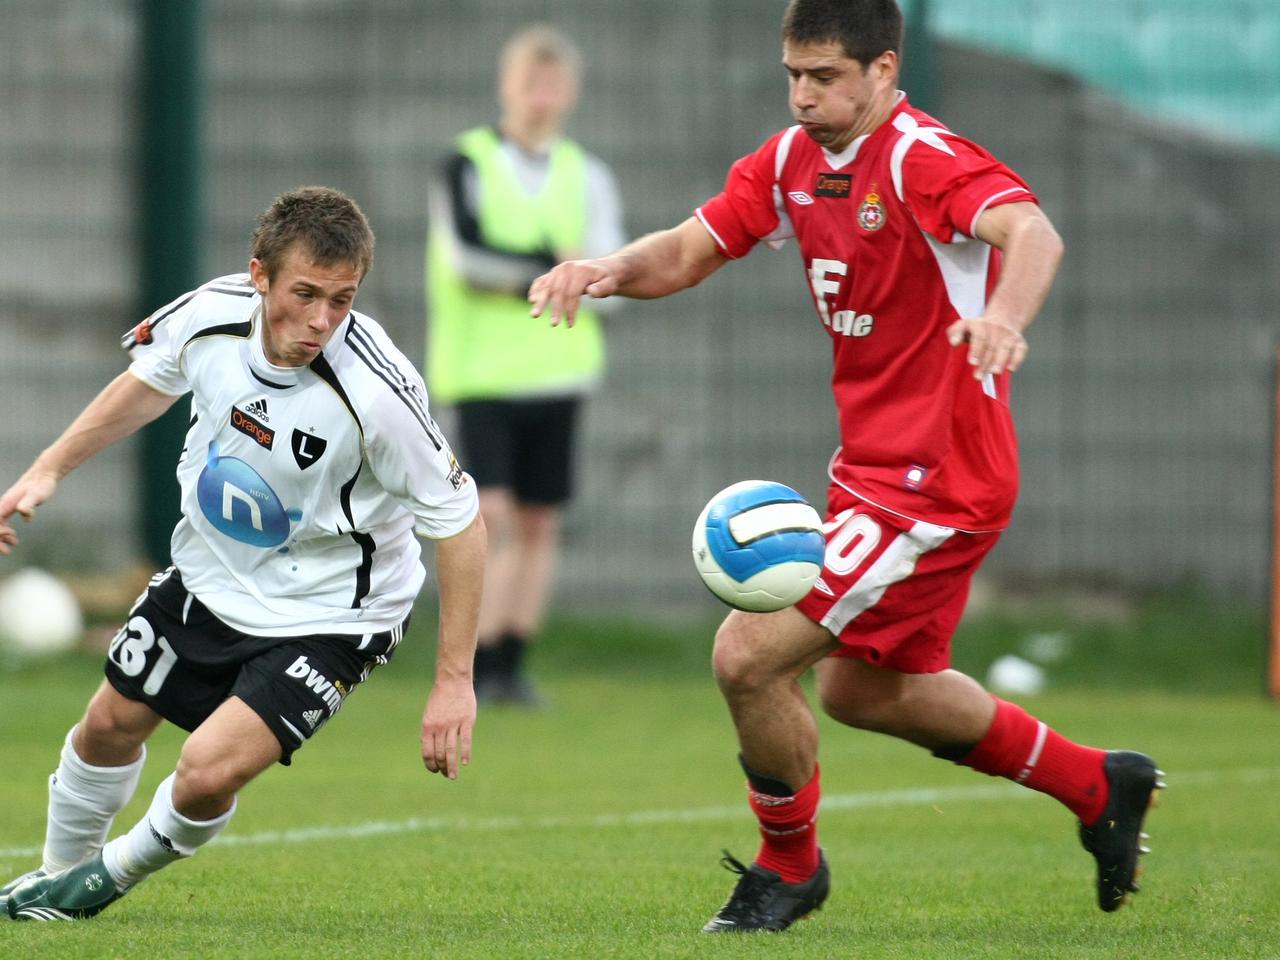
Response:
[820,91,908,170]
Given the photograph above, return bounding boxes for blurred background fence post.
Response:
[901,0,937,114]
[137,0,206,567]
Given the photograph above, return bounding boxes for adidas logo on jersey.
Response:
[243,398,269,422]
[302,708,325,730]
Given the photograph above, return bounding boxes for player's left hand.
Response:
[528,259,619,328]
[947,314,1028,380]
[420,677,476,780]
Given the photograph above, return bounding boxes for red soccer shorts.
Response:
[794,484,1002,674]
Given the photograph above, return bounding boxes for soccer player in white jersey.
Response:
[531,0,1161,934]
[0,186,485,921]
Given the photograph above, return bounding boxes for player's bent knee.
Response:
[173,750,244,811]
[78,686,157,760]
[711,620,770,693]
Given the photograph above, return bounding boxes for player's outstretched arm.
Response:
[0,371,180,555]
[420,511,486,779]
[528,216,728,328]
[948,202,1064,379]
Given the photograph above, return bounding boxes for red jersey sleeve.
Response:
[695,131,787,259]
[899,134,1037,242]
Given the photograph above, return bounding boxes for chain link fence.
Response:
[1,1,1275,617]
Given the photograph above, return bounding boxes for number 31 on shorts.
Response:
[107,616,178,696]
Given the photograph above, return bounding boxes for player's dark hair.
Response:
[782,0,904,67]
[251,186,375,281]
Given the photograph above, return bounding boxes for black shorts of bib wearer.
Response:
[455,396,581,505]
[103,567,405,765]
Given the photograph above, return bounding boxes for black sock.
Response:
[498,632,528,680]
[932,742,979,762]
[739,753,795,797]
[474,642,502,682]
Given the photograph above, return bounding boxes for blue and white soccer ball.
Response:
[691,481,826,612]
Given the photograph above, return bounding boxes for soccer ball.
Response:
[691,481,826,612]
[0,567,84,658]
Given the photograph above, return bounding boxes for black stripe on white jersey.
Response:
[345,320,444,451]
[183,321,253,347]
[140,279,255,338]
[142,289,201,335]
[249,368,293,390]
[349,532,375,609]
[347,315,414,393]
[204,275,256,298]
[309,354,364,442]
[337,461,375,609]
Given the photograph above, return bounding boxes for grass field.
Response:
[1,598,1278,959]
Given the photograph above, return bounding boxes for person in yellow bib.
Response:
[427,25,625,705]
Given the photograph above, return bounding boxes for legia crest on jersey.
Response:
[196,441,303,549]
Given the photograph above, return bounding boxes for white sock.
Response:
[101,773,236,889]
[42,725,147,873]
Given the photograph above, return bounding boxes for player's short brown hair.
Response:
[782,0,904,67]
[250,186,375,282]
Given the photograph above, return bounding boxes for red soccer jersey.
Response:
[696,95,1037,532]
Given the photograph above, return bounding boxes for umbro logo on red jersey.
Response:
[788,191,815,206]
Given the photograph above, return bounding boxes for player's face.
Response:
[250,245,360,367]
[500,57,578,131]
[784,39,898,152]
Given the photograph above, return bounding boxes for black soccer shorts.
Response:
[455,396,581,505]
[104,567,405,764]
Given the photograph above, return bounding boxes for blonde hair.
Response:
[499,24,581,78]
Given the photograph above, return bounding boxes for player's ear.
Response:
[872,49,898,86]
[249,258,270,294]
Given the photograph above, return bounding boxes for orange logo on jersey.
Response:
[230,407,275,449]
[814,172,852,198]
[857,190,886,232]
[128,319,153,346]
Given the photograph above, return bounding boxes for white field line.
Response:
[0,765,1273,863]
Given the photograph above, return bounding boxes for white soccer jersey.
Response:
[124,273,478,637]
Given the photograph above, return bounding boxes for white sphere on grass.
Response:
[0,567,84,657]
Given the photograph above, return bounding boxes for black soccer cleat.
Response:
[1079,750,1164,912]
[702,850,829,933]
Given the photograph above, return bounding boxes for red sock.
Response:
[749,764,821,883]
[958,698,1109,824]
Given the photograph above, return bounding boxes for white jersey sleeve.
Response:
[364,378,479,540]
[123,275,260,396]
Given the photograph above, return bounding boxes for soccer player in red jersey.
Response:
[531,0,1162,932]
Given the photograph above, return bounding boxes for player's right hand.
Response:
[528,259,619,328]
[0,470,59,555]
[420,676,476,780]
